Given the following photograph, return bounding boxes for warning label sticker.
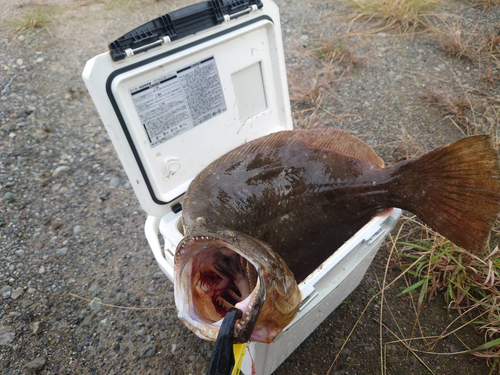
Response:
[130,57,227,147]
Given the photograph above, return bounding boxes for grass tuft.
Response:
[422,86,500,148]
[393,217,500,372]
[8,8,55,32]
[430,22,500,85]
[339,0,442,31]
[288,40,363,129]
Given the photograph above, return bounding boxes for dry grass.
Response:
[430,21,500,85]
[392,216,500,372]
[422,86,500,148]
[473,0,500,9]
[326,215,500,374]
[7,7,56,32]
[339,0,442,31]
[288,41,363,129]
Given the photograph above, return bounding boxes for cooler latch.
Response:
[109,0,263,61]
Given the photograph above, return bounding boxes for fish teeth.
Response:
[216,296,235,311]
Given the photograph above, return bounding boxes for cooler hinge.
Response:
[109,0,263,61]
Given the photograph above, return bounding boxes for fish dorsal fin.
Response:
[294,129,385,168]
[208,129,384,172]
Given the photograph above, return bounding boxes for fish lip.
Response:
[174,233,265,343]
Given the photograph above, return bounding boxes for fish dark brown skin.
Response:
[175,129,500,344]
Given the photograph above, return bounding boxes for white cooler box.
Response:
[82,1,401,374]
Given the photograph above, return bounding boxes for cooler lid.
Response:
[82,0,292,218]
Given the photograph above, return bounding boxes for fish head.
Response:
[174,229,302,344]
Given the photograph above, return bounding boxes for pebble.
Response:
[52,166,70,178]
[171,343,178,355]
[16,58,23,66]
[89,284,99,293]
[32,321,42,335]
[73,225,82,234]
[0,285,12,295]
[55,247,69,257]
[11,287,24,300]
[27,287,36,294]
[3,290,11,299]
[38,266,45,274]
[82,316,92,327]
[51,183,62,193]
[89,297,102,311]
[0,326,15,346]
[25,357,46,373]
[22,299,34,308]
[109,176,121,189]
[15,249,25,257]
[3,192,15,202]
[140,343,156,358]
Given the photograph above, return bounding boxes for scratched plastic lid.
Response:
[82,0,292,217]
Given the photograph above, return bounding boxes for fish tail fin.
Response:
[388,135,500,252]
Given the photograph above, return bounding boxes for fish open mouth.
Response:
[175,236,263,342]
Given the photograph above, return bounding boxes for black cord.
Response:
[207,308,243,375]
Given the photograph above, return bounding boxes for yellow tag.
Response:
[231,343,247,375]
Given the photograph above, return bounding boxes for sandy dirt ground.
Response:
[1,0,499,374]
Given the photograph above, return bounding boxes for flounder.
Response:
[175,129,500,343]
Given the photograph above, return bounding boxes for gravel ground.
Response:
[1,0,499,374]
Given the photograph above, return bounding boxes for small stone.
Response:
[9,132,16,138]
[113,343,120,352]
[36,57,44,63]
[38,266,45,274]
[51,184,62,193]
[171,343,178,355]
[59,186,68,193]
[11,287,24,300]
[109,177,121,189]
[16,59,23,66]
[51,222,63,230]
[55,247,68,257]
[52,166,70,178]
[0,326,15,346]
[25,357,46,373]
[18,35,24,41]
[147,286,156,295]
[152,271,163,280]
[73,225,82,234]
[33,321,42,334]
[99,319,108,326]
[3,290,11,299]
[88,284,99,293]
[40,176,51,186]
[3,192,15,202]
[82,316,92,327]
[15,250,25,257]
[21,299,34,308]
[27,287,36,294]
[140,343,156,358]
[0,285,12,295]
[89,297,101,311]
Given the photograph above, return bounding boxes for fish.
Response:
[174,129,500,344]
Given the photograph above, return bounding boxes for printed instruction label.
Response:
[130,57,227,147]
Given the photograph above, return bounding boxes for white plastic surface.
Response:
[82,0,292,218]
[144,208,402,374]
